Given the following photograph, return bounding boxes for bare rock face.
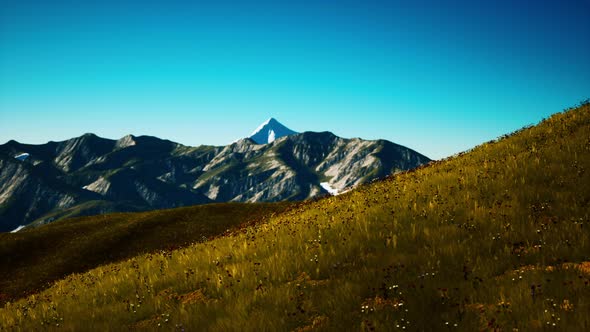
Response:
[53,133,117,172]
[115,135,137,150]
[0,156,80,232]
[0,126,429,231]
[82,177,111,196]
[186,131,429,203]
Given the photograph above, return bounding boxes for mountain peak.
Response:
[249,118,297,144]
[115,134,137,149]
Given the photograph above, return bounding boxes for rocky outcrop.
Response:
[0,155,82,231]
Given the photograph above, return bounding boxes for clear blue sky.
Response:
[1,0,588,159]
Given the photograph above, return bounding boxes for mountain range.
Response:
[0,119,429,232]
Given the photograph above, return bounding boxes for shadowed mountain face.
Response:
[0,125,429,231]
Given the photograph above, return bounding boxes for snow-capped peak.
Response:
[14,153,30,161]
[250,118,274,137]
[249,118,297,144]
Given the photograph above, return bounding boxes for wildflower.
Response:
[560,299,574,311]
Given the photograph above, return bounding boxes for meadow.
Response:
[0,202,294,306]
[0,101,589,331]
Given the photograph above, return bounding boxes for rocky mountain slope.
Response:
[0,119,429,231]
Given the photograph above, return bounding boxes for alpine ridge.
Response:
[0,123,430,231]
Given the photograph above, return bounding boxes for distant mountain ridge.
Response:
[0,120,430,231]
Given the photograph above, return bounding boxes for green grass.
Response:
[1,101,589,331]
[0,202,294,306]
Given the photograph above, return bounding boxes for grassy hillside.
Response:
[0,202,294,305]
[1,101,589,331]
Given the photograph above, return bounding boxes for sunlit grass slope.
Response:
[0,202,293,305]
[1,101,589,331]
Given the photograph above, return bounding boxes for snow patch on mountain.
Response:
[14,153,30,161]
[320,182,339,195]
[10,225,25,233]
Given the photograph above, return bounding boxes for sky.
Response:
[1,0,589,159]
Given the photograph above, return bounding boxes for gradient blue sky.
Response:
[1,0,589,159]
